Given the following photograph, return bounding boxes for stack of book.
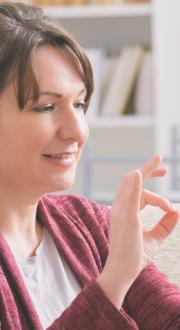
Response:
[86,45,154,118]
[32,0,150,6]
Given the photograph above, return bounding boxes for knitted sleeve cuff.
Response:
[49,278,138,330]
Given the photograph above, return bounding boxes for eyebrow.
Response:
[39,88,87,98]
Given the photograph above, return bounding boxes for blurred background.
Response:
[17,0,180,204]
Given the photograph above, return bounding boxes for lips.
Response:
[42,152,77,167]
[44,153,73,159]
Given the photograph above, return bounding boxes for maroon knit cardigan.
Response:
[0,194,180,329]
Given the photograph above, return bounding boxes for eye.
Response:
[32,103,56,113]
[73,102,87,113]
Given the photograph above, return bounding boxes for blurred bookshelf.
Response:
[87,115,154,128]
[34,0,151,6]
[35,0,180,203]
[42,3,151,18]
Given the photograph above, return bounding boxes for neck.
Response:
[0,189,44,258]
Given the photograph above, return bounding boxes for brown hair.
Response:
[0,2,94,110]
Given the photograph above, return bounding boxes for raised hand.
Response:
[97,155,179,309]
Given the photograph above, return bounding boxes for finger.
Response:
[139,154,162,181]
[150,166,168,177]
[140,189,177,213]
[150,210,180,242]
[113,170,142,217]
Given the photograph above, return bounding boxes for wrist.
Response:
[96,271,131,309]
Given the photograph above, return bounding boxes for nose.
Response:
[57,105,89,145]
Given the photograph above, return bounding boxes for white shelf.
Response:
[87,115,154,128]
[43,3,152,19]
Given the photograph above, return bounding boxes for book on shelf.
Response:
[134,50,154,116]
[32,0,85,5]
[124,0,151,3]
[100,55,117,105]
[100,45,145,117]
[89,0,121,4]
[66,0,85,5]
[31,0,149,5]
[33,0,66,5]
[85,48,106,119]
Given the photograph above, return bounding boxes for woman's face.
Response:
[0,45,89,196]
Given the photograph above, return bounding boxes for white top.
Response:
[16,228,81,329]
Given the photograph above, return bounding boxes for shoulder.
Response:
[38,194,110,271]
[39,193,110,237]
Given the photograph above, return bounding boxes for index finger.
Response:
[139,154,162,181]
[113,170,142,217]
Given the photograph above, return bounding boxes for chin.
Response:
[40,167,77,194]
[58,181,74,191]
[44,181,74,195]
[51,175,76,192]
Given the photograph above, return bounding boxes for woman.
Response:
[0,2,180,329]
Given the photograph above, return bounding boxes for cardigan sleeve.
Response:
[48,278,138,330]
[45,195,180,329]
[47,264,180,330]
[124,262,180,329]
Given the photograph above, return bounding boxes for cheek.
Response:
[23,121,54,150]
[81,118,89,143]
[75,122,89,163]
[84,124,89,143]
